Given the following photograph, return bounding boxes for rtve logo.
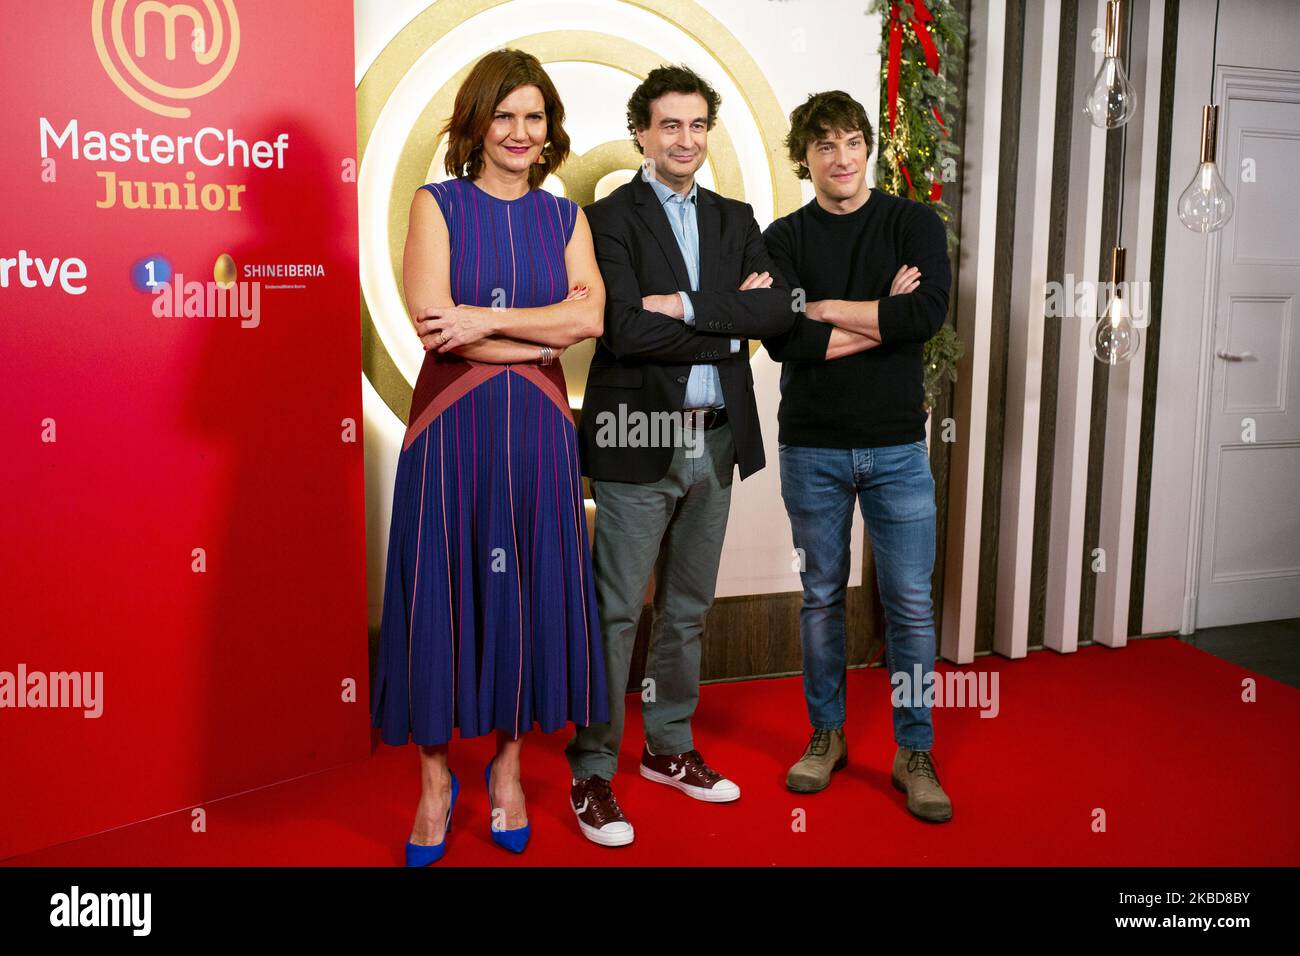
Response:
[91,0,240,119]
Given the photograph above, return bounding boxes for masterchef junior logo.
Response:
[92,0,240,120]
[35,0,285,213]
[40,117,288,213]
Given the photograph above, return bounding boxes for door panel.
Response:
[1196,90,1300,628]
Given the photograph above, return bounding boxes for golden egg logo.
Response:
[213,252,236,288]
[92,0,241,119]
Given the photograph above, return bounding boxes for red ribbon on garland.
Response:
[887,0,947,201]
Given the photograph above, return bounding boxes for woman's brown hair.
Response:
[441,49,570,189]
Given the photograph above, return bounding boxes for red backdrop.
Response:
[0,0,368,859]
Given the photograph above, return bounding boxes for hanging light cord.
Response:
[1116,0,1134,244]
[1210,0,1221,104]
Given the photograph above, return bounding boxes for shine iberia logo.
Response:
[92,0,240,119]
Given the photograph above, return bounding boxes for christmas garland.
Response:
[872,0,967,411]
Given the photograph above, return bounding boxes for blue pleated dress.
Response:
[371,176,608,746]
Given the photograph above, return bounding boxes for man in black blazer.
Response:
[576,171,787,484]
[564,65,795,847]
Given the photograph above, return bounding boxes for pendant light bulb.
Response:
[1084,0,1137,128]
[1178,105,1235,233]
[1091,247,1141,365]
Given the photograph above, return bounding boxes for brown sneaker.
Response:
[570,776,634,847]
[891,747,953,822]
[639,744,740,802]
[786,727,848,793]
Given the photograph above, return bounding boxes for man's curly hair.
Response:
[785,90,874,180]
[626,64,722,154]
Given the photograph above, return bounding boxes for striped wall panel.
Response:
[944,0,1173,661]
[939,0,1008,664]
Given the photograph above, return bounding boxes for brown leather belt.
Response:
[683,406,728,430]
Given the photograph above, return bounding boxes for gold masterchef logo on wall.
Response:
[357,0,803,426]
[92,0,240,119]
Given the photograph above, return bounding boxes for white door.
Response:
[1196,77,1300,629]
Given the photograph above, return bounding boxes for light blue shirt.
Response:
[646,176,740,409]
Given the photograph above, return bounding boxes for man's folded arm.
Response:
[763,315,841,363]
[779,205,950,352]
[873,206,952,346]
[684,210,798,341]
[591,221,724,364]
[679,294,742,354]
[757,223,838,363]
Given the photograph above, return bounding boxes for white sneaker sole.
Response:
[639,765,740,802]
[573,810,634,847]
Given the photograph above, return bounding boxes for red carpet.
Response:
[6,637,1298,866]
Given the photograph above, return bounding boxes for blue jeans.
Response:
[779,440,937,750]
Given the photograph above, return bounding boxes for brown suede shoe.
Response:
[786,728,847,793]
[891,747,953,822]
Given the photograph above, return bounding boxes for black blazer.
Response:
[578,171,795,483]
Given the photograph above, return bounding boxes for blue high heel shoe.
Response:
[485,758,531,853]
[405,771,459,866]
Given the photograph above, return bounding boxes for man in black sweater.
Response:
[761,90,955,822]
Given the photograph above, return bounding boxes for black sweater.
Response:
[761,188,952,448]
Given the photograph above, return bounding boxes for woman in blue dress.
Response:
[371,49,608,863]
